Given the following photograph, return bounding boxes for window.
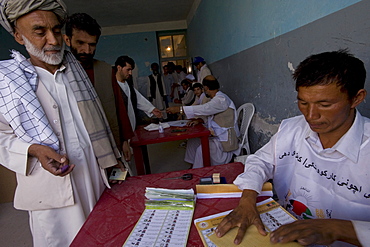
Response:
[157,31,191,74]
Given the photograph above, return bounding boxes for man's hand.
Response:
[166,106,180,114]
[186,118,204,126]
[152,108,163,118]
[270,219,360,246]
[215,190,266,245]
[122,141,132,161]
[109,160,127,185]
[28,144,75,176]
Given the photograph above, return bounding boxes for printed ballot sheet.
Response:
[123,188,195,247]
[194,198,302,247]
[124,209,193,247]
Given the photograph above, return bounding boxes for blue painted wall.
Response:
[187,0,370,151]
[95,31,159,77]
[187,0,360,64]
[0,27,26,60]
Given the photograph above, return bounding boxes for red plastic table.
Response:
[130,124,211,175]
[71,162,246,247]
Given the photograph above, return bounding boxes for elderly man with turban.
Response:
[0,0,121,246]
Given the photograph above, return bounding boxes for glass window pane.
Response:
[159,36,173,58]
[173,35,187,57]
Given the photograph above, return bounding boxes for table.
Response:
[130,124,211,175]
[71,162,246,247]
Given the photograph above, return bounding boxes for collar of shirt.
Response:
[305,110,364,162]
[118,80,130,93]
[200,64,208,71]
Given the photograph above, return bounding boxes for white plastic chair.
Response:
[236,103,255,155]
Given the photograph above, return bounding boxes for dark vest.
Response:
[149,74,164,98]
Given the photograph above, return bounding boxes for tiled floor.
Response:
[0,140,190,247]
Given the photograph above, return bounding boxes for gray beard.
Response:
[22,35,64,65]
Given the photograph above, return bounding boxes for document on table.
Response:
[167,120,189,127]
[194,198,301,247]
[123,188,195,247]
[124,209,193,246]
[196,182,273,199]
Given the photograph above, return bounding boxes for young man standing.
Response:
[63,13,124,157]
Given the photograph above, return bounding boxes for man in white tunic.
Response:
[0,1,120,246]
[167,75,239,168]
[192,82,210,106]
[216,50,370,246]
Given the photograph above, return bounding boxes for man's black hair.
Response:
[202,76,220,90]
[192,83,203,89]
[115,55,135,70]
[294,49,366,99]
[151,63,159,68]
[181,79,191,87]
[65,13,101,38]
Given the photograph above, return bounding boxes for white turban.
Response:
[0,0,67,35]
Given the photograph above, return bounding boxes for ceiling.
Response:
[63,0,197,34]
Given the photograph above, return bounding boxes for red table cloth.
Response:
[71,162,247,246]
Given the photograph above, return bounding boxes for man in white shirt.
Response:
[215,50,370,247]
[167,75,239,168]
[174,79,195,106]
[0,0,120,246]
[162,64,175,107]
[193,56,212,84]
[192,82,210,106]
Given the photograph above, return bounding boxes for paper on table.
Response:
[144,122,170,131]
[203,198,301,247]
[196,183,273,199]
[167,120,190,127]
[207,226,301,247]
[123,187,195,247]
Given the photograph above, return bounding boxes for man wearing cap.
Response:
[0,0,121,245]
[193,56,212,83]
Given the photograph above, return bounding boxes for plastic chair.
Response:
[236,103,255,155]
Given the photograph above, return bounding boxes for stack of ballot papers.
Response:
[145,187,196,210]
[123,188,195,247]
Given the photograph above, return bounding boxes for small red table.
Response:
[130,124,211,175]
[71,162,246,247]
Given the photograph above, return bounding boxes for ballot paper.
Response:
[123,188,195,247]
[194,198,301,247]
